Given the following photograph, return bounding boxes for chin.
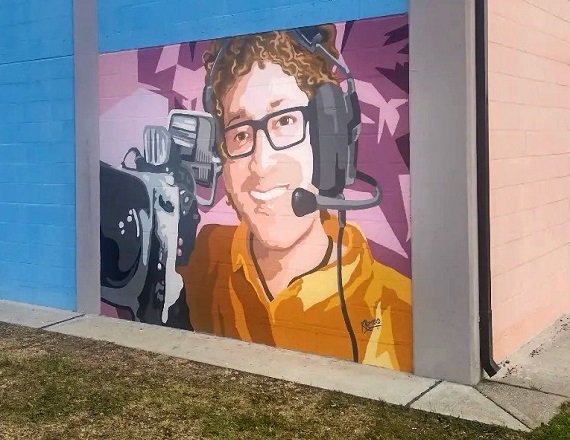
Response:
[246,217,311,251]
[252,227,300,250]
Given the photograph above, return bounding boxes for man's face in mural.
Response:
[221,63,319,249]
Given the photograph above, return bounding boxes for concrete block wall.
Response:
[0,0,76,309]
[98,0,407,52]
[488,0,570,360]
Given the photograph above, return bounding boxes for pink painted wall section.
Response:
[488,0,570,360]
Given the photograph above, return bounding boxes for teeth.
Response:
[250,186,288,202]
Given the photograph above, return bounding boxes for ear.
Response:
[224,191,243,221]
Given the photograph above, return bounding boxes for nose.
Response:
[249,129,277,176]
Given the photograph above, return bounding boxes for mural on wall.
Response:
[99,14,412,371]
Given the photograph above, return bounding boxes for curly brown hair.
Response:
[202,25,340,128]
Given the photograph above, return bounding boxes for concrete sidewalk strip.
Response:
[46,314,437,406]
[491,315,570,399]
[1,300,564,431]
[476,380,567,429]
[0,300,82,329]
[410,381,530,432]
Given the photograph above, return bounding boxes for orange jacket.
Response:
[178,216,412,372]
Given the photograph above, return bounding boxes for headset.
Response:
[202,26,383,362]
[203,26,382,215]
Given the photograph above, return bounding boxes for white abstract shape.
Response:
[348,79,407,142]
[344,189,407,258]
[333,22,349,84]
[156,44,181,73]
[100,88,169,167]
[399,174,411,242]
[383,98,407,138]
[335,22,345,54]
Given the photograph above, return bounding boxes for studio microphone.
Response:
[291,171,382,217]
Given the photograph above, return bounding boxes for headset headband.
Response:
[203,26,357,113]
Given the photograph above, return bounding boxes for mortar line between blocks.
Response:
[405,380,442,408]
[40,313,85,330]
[0,54,73,66]
[474,387,532,430]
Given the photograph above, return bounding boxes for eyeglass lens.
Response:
[224,109,305,158]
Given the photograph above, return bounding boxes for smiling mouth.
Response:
[249,185,289,202]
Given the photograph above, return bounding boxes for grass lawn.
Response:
[0,322,568,440]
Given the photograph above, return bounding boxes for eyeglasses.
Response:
[223,106,309,159]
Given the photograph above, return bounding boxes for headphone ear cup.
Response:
[308,83,350,197]
[202,85,223,146]
[202,85,214,115]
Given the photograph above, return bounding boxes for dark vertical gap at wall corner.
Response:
[73,0,101,314]
[475,0,500,377]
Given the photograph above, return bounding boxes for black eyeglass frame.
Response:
[222,105,310,159]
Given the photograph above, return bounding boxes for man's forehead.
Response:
[224,64,307,117]
[227,98,285,119]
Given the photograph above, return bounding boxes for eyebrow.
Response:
[226,111,244,127]
[225,99,286,126]
[269,98,284,110]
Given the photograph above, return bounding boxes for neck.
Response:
[252,218,330,297]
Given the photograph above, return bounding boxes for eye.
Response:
[234,131,249,143]
[276,115,297,127]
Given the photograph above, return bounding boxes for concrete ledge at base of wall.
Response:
[2,300,564,432]
[44,313,435,407]
[0,300,82,329]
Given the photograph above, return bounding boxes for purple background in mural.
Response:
[99,14,410,278]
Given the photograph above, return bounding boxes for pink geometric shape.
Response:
[99,50,140,114]
[172,65,208,111]
[345,189,407,258]
[100,88,170,167]
[156,44,181,73]
[399,174,411,241]
[351,79,406,142]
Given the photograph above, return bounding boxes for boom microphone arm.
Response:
[291,171,382,217]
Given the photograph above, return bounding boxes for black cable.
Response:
[121,147,144,171]
[337,210,358,362]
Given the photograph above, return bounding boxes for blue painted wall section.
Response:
[0,0,76,309]
[99,0,408,53]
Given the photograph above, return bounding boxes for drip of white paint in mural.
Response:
[145,173,186,324]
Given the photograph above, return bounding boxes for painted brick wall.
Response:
[488,0,570,360]
[0,0,76,309]
[97,0,411,370]
[98,0,407,52]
